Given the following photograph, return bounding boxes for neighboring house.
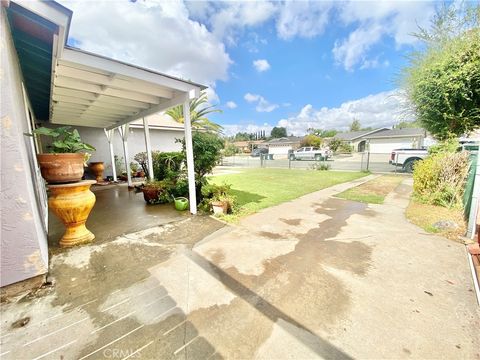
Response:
[363,128,428,154]
[232,140,265,153]
[264,136,302,156]
[334,128,389,152]
[75,113,184,177]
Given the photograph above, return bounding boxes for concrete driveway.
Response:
[1,176,478,359]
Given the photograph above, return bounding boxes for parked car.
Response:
[389,148,428,172]
[251,147,268,157]
[289,147,332,161]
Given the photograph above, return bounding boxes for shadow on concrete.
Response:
[185,249,354,360]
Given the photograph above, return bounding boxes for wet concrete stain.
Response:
[280,218,302,226]
[184,197,373,359]
[257,231,286,240]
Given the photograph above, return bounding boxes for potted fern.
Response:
[27,126,95,184]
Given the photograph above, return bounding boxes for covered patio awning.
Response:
[6,0,206,214]
[51,47,205,130]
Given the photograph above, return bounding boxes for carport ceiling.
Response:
[51,47,204,129]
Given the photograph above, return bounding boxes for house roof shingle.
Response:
[364,128,426,139]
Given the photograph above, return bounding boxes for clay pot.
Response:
[89,162,105,183]
[211,201,228,215]
[37,153,85,184]
[48,180,96,247]
[142,187,161,204]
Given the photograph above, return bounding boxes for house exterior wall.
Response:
[368,136,423,154]
[75,126,184,177]
[1,9,48,287]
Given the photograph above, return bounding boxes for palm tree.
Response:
[166,91,223,132]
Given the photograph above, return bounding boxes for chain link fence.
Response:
[219,153,407,173]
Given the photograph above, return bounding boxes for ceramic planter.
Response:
[89,161,105,183]
[37,153,85,184]
[48,180,96,247]
[142,187,163,204]
[212,201,228,215]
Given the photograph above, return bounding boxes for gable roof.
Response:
[334,128,389,141]
[364,128,426,139]
[264,136,303,145]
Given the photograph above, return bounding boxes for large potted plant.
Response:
[28,126,95,184]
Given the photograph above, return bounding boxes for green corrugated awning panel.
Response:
[6,3,55,121]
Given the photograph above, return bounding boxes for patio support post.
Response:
[118,124,132,187]
[183,99,197,214]
[104,129,117,182]
[142,117,154,180]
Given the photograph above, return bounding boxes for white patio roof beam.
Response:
[56,63,175,99]
[53,89,151,109]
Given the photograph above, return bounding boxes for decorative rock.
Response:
[433,220,460,231]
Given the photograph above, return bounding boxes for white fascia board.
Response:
[62,48,203,94]
[106,93,189,131]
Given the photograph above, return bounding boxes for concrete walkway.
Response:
[1,176,479,359]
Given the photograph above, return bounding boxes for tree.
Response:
[270,126,287,138]
[166,91,223,132]
[396,120,422,129]
[180,132,224,202]
[301,134,323,147]
[402,4,480,139]
[307,128,338,138]
[349,119,361,132]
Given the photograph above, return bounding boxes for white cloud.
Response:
[277,90,409,135]
[333,1,436,70]
[59,0,231,87]
[276,1,333,40]
[253,59,271,72]
[206,1,277,45]
[244,93,278,113]
[333,24,384,71]
[244,93,260,103]
[225,101,237,109]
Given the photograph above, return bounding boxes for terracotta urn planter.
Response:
[48,180,96,247]
[211,201,228,215]
[142,187,162,204]
[37,153,85,184]
[89,161,105,183]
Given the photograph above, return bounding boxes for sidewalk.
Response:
[1,176,478,359]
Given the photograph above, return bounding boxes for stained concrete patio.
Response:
[1,176,479,359]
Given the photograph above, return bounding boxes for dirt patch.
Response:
[336,175,404,204]
[405,201,466,242]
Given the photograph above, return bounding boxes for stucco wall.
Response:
[42,125,184,177]
[1,9,48,287]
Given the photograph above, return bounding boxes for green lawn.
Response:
[210,169,366,220]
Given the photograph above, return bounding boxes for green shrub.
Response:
[223,143,239,157]
[152,151,184,181]
[413,151,470,208]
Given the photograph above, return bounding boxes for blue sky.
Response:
[60,0,442,135]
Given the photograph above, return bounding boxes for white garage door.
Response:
[268,145,292,155]
[369,138,414,153]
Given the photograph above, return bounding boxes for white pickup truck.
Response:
[290,147,333,161]
[389,148,428,172]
